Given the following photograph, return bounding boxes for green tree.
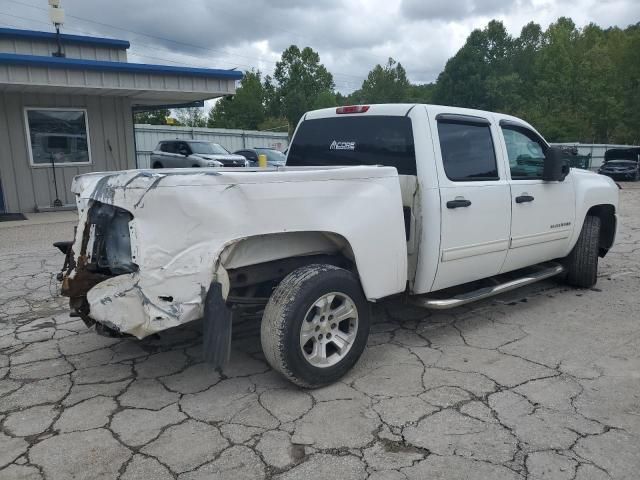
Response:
[406,83,436,103]
[354,58,411,103]
[257,116,289,132]
[208,70,266,129]
[134,109,171,125]
[616,23,640,143]
[174,107,207,127]
[433,20,521,112]
[273,45,335,128]
[263,74,281,119]
[312,90,338,109]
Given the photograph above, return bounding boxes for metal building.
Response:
[0,27,242,214]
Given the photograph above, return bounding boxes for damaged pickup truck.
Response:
[58,104,619,387]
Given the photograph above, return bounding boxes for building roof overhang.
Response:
[0,53,242,105]
[0,27,131,49]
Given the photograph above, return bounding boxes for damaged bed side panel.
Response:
[65,167,408,338]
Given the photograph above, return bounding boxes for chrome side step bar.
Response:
[410,263,565,310]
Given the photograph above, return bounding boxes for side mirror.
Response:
[179,149,188,156]
[543,147,570,182]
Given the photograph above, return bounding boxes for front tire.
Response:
[260,264,370,388]
[152,162,163,169]
[564,216,600,288]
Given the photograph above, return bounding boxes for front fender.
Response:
[567,170,619,252]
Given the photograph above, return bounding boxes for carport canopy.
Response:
[0,53,243,105]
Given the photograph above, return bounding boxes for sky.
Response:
[1,0,639,94]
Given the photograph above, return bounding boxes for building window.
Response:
[24,108,91,166]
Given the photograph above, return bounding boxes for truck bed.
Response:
[63,165,409,338]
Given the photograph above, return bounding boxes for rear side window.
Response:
[437,121,498,181]
[287,116,416,175]
[160,142,176,153]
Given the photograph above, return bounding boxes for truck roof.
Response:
[303,103,533,128]
[303,103,538,135]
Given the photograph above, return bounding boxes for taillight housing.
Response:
[336,105,370,114]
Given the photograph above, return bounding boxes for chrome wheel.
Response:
[299,292,359,368]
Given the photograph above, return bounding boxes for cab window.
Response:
[437,120,499,181]
[502,126,546,180]
[287,116,417,175]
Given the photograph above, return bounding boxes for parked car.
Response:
[59,104,618,388]
[150,140,249,168]
[234,147,286,166]
[598,160,640,181]
[598,148,640,181]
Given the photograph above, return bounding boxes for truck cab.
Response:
[287,104,617,296]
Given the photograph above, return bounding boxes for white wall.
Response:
[134,125,289,168]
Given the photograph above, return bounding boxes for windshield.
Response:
[256,149,286,163]
[189,142,229,155]
[287,116,416,175]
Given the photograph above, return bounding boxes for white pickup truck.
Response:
[59,104,618,387]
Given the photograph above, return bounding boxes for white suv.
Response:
[150,140,248,168]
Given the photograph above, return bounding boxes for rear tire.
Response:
[260,264,370,388]
[152,162,163,169]
[564,216,600,288]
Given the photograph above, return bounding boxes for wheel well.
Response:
[152,161,163,168]
[227,254,353,297]
[218,231,357,301]
[586,204,616,257]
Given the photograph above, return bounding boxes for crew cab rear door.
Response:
[429,110,511,291]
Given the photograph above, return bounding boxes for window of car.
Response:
[236,150,255,160]
[188,142,229,155]
[501,126,547,180]
[177,142,191,155]
[160,142,176,153]
[437,118,499,181]
[257,149,286,163]
[287,116,416,175]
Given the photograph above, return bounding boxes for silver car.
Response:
[150,140,249,169]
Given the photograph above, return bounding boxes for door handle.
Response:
[446,199,472,209]
[515,195,535,203]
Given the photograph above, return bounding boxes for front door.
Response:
[430,112,511,291]
[499,123,575,273]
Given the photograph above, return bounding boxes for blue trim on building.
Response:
[0,27,131,49]
[0,53,243,80]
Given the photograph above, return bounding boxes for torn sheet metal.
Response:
[64,166,408,338]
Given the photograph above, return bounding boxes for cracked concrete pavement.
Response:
[1,184,639,479]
